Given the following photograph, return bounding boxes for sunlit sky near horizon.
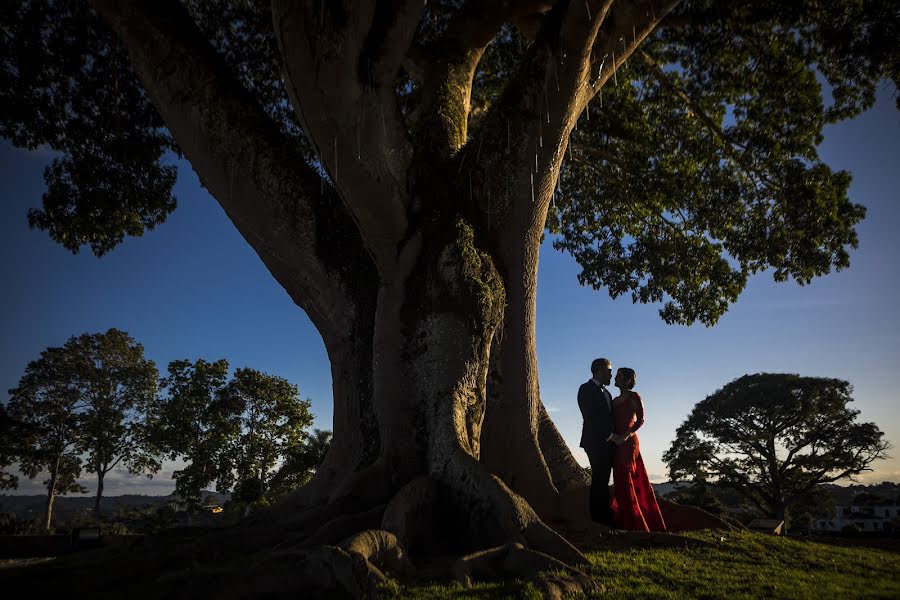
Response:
[1,89,898,498]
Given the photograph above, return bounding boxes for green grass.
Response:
[391,531,900,599]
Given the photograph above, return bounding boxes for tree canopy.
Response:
[221,367,314,504]
[66,329,160,512]
[6,343,91,529]
[154,360,314,507]
[2,0,895,323]
[154,358,237,506]
[3,329,159,524]
[663,373,891,519]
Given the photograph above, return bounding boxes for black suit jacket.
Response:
[578,380,613,451]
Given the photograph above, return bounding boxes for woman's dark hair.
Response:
[617,367,637,390]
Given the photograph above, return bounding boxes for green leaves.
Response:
[266,428,332,501]
[1,1,178,256]
[155,358,235,505]
[221,367,313,498]
[3,328,160,518]
[155,361,315,506]
[663,373,891,516]
[1,0,894,323]
[549,0,892,325]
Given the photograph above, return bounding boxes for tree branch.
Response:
[411,0,529,156]
[363,1,425,89]
[89,0,372,346]
[272,0,413,278]
[637,49,778,191]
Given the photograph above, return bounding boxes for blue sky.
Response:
[1,89,898,497]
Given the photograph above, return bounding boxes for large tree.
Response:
[155,362,315,508]
[67,329,161,514]
[2,0,897,569]
[6,345,89,531]
[3,330,159,522]
[154,358,239,507]
[663,373,890,523]
[221,367,314,503]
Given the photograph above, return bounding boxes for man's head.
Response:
[590,358,612,386]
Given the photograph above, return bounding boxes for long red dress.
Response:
[610,392,667,532]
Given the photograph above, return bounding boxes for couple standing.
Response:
[578,358,666,532]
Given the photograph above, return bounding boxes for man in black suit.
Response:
[578,357,616,525]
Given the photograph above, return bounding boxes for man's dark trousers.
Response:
[586,442,615,525]
[578,378,615,526]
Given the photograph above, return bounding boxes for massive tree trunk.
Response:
[91,0,679,574]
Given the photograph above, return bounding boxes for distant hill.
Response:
[652,481,684,496]
[0,491,231,519]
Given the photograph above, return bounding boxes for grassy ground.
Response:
[1,530,897,598]
[394,530,900,599]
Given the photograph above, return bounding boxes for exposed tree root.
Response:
[533,570,606,600]
[381,476,448,556]
[339,529,416,579]
[302,505,387,548]
[450,542,603,597]
[379,459,586,568]
[214,545,387,600]
[271,457,395,522]
[656,497,746,532]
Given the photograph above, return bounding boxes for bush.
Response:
[0,512,39,534]
[64,516,131,536]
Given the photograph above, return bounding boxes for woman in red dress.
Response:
[610,367,667,532]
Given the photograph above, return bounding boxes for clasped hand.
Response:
[610,433,628,446]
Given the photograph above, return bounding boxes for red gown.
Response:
[610,392,667,532]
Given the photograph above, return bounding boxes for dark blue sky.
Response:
[2,89,898,496]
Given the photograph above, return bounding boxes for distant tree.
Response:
[0,404,26,490]
[221,368,314,503]
[7,345,89,530]
[789,486,835,533]
[267,429,333,501]
[303,429,333,470]
[64,329,161,514]
[153,358,238,508]
[851,491,888,505]
[664,483,725,516]
[664,374,891,525]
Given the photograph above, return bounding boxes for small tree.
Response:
[267,429,333,501]
[789,486,836,534]
[7,345,89,530]
[154,358,238,509]
[664,374,890,525]
[66,329,161,514]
